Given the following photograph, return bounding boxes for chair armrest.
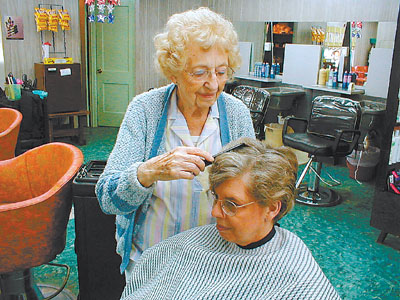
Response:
[283,117,308,135]
[332,129,361,155]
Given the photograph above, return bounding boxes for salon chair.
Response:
[232,85,270,140]
[0,108,22,160]
[282,96,361,206]
[0,142,83,299]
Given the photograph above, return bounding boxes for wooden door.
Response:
[95,1,135,127]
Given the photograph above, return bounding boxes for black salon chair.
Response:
[232,85,270,140]
[282,96,361,206]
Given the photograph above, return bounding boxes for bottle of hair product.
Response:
[276,63,280,75]
[327,68,333,87]
[318,68,326,85]
[261,63,265,77]
[254,62,261,77]
[265,63,270,78]
[332,69,338,88]
[270,64,275,79]
[346,71,352,87]
[325,68,330,84]
[342,71,348,90]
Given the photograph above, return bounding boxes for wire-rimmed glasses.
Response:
[186,66,234,82]
[207,189,257,216]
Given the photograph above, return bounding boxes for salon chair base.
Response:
[0,264,71,300]
[296,184,341,207]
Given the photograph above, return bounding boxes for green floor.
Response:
[34,127,400,299]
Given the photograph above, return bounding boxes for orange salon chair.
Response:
[0,142,83,299]
[0,108,22,160]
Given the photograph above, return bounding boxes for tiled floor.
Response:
[33,127,400,299]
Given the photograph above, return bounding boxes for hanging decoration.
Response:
[85,0,120,24]
[86,0,96,23]
[351,21,363,49]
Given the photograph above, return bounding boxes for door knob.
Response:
[97,68,103,73]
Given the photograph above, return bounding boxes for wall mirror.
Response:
[234,21,396,89]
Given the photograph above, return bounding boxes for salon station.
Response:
[1,1,400,300]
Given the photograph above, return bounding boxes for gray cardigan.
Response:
[95,84,255,273]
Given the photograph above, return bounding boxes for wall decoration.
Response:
[86,0,120,24]
[4,16,24,40]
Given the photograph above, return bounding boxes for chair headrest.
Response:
[308,96,361,142]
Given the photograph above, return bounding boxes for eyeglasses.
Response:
[186,67,234,82]
[207,190,257,216]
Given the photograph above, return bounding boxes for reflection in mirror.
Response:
[234,21,396,89]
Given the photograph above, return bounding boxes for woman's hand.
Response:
[137,147,214,187]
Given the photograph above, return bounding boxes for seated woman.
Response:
[121,137,341,300]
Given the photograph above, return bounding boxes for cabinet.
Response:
[34,63,88,145]
[264,22,293,73]
[34,63,85,114]
[370,13,400,244]
[0,90,47,153]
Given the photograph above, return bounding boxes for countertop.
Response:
[234,73,282,83]
[303,84,365,95]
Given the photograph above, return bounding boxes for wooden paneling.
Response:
[3,0,397,106]
[135,0,208,93]
[134,0,400,95]
[1,0,81,82]
[233,22,265,67]
[1,0,399,104]
[0,20,5,88]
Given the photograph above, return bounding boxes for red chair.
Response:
[0,108,23,160]
[0,142,83,299]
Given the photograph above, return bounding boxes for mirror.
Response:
[234,21,396,87]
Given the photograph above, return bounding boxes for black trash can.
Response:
[72,161,125,300]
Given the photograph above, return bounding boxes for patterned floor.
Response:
[33,127,400,300]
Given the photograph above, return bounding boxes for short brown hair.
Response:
[209,137,298,222]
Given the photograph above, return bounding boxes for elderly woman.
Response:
[120,137,341,300]
[95,7,255,278]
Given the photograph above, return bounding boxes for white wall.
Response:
[0,0,81,82]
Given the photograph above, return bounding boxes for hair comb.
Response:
[204,142,246,167]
